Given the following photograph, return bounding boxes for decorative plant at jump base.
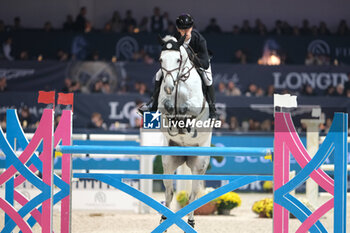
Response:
[252,198,273,218]
[262,181,273,193]
[216,191,242,215]
[176,188,218,215]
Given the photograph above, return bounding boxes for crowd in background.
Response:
[1,7,349,35]
[0,6,349,64]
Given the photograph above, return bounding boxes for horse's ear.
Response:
[177,35,186,46]
[158,34,165,46]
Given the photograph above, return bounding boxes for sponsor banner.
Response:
[0,92,348,129]
[1,61,350,93]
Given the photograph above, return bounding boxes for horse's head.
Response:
[158,35,186,96]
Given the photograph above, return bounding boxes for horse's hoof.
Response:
[160,215,167,232]
[188,219,195,228]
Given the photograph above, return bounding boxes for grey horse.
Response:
[157,35,213,230]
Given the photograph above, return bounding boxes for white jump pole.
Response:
[301,116,324,207]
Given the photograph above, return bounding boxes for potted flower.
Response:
[175,188,217,215]
[252,198,273,218]
[216,192,242,215]
[176,190,189,208]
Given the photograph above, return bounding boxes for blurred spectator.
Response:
[205,18,222,33]
[56,49,69,61]
[232,25,240,35]
[318,21,330,35]
[344,73,350,92]
[54,115,61,128]
[138,82,148,95]
[321,118,333,134]
[139,17,149,32]
[69,80,81,93]
[229,116,240,131]
[248,119,261,131]
[315,54,330,66]
[13,17,22,31]
[92,80,103,93]
[84,21,94,33]
[103,22,112,33]
[110,11,123,33]
[337,20,349,36]
[75,7,87,31]
[43,21,53,32]
[256,87,265,97]
[162,12,173,32]
[150,7,163,33]
[335,84,344,96]
[325,85,336,96]
[271,20,283,35]
[261,119,272,132]
[225,81,241,96]
[233,49,247,64]
[254,19,267,35]
[266,85,274,97]
[245,83,258,97]
[240,20,252,34]
[90,50,99,61]
[311,25,318,36]
[19,50,29,60]
[61,78,72,92]
[292,26,300,36]
[305,52,316,65]
[19,106,33,129]
[217,82,226,94]
[282,21,292,35]
[87,112,107,130]
[63,15,74,31]
[301,84,316,96]
[0,77,7,92]
[2,37,14,61]
[346,89,350,98]
[129,100,143,128]
[165,22,176,34]
[218,115,229,129]
[102,77,112,94]
[123,10,137,32]
[132,49,154,64]
[300,19,311,35]
[0,20,5,32]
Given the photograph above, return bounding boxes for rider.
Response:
[138,13,216,118]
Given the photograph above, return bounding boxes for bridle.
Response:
[159,46,195,86]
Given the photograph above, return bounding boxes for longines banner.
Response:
[1,61,350,93]
[0,92,348,129]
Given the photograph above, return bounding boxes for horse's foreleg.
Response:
[186,156,210,228]
[187,179,203,227]
[161,155,185,225]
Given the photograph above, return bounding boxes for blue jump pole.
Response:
[57,145,272,157]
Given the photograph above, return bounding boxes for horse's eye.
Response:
[177,59,181,63]
[159,59,162,63]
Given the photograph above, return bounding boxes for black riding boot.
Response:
[206,84,217,119]
[138,80,162,115]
